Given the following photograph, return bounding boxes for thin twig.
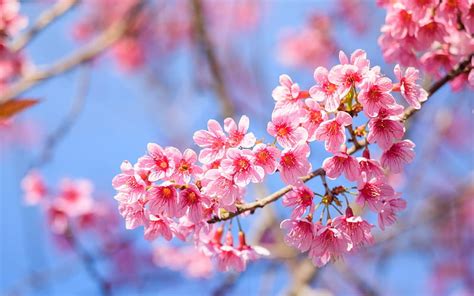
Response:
[190,0,235,118]
[0,0,145,104]
[207,55,473,224]
[10,0,80,52]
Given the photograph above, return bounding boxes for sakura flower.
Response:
[168,147,202,184]
[333,208,374,248]
[118,201,146,229]
[356,174,395,211]
[278,143,312,185]
[309,67,341,112]
[112,160,149,204]
[143,214,174,241]
[358,68,396,117]
[46,204,69,234]
[267,108,308,149]
[22,170,47,205]
[224,115,256,148]
[193,119,228,164]
[201,169,243,209]
[147,183,180,217]
[220,148,264,187]
[367,115,405,150]
[322,150,360,181]
[272,74,305,108]
[56,178,94,216]
[384,3,418,39]
[357,148,385,178]
[301,99,328,141]
[381,140,416,173]
[328,50,370,97]
[314,111,352,153]
[394,64,428,109]
[252,143,280,174]
[283,186,315,218]
[237,232,270,265]
[215,232,245,272]
[178,185,210,223]
[280,218,314,252]
[309,221,353,267]
[378,194,407,230]
[137,143,175,182]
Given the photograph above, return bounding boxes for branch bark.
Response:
[208,55,473,224]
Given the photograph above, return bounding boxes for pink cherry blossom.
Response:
[267,108,308,149]
[357,148,385,179]
[309,66,341,112]
[356,174,395,212]
[215,232,245,272]
[309,221,353,267]
[143,214,174,241]
[178,185,209,223]
[394,64,428,109]
[283,185,315,218]
[333,208,374,248]
[112,160,149,204]
[301,99,328,141]
[322,150,360,181]
[147,184,180,217]
[22,170,47,205]
[328,50,370,97]
[220,148,264,187]
[384,3,418,39]
[278,143,312,185]
[280,218,314,252]
[315,111,352,153]
[224,115,256,148]
[118,201,146,230]
[358,69,396,117]
[272,74,304,108]
[252,143,280,174]
[201,169,243,209]
[168,147,202,184]
[56,178,94,216]
[381,139,416,173]
[378,195,407,230]
[137,143,175,182]
[367,115,405,150]
[193,119,228,164]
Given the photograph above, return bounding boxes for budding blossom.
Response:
[113,49,423,271]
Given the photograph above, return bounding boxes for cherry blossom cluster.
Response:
[22,170,117,238]
[113,49,425,270]
[378,0,474,89]
[0,0,26,91]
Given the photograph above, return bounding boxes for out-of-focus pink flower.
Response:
[221,148,264,187]
[0,0,27,37]
[394,64,428,109]
[118,201,146,230]
[56,178,94,216]
[381,139,416,173]
[278,143,311,185]
[267,108,308,149]
[143,213,174,241]
[315,111,352,153]
[322,150,360,181]
[193,119,228,164]
[283,185,315,218]
[22,170,47,205]
[280,218,314,252]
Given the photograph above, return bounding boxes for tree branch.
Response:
[10,0,80,52]
[208,55,473,224]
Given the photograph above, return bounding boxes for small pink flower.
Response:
[381,140,416,173]
[147,184,180,217]
[112,160,149,204]
[267,108,308,149]
[356,174,395,212]
[384,3,418,39]
[333,208,374,248]
[280,218,314,252]
[315,111,352,153]
[118,201,146,230]
[416,19,448,49]
[367,115,405,150]
[283,185,315,218]
[278,143,312,185]
[358,69,396,117]
[301,99,328,141]
[322,150,360,181]
[328,50,370,98]
[22,170,47,205]
[357,148,385,179]
[221,148,264,187]
[309,67,341,112]
[202,169,243,209]
[237,232,270,265]
[215,232,245,272]
[144,213,174,241]
[378,195,407,230]
[309,221,353,267]
[178,185,209,223]
[252,143,281,174]
[46,204,69,234]
[168,147,202,184]
[272,74,303,108]
[193,119,228,164]
[137,143,175,181]
[224,115,256,148]
[394,64,428,109]
[56,178,94,216]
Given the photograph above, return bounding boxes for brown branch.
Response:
[10,0,80,52]
[0,1,145,104]
[208,55,473,224]
[190,0,235,118]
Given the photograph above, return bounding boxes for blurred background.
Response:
[0,0,473,295]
